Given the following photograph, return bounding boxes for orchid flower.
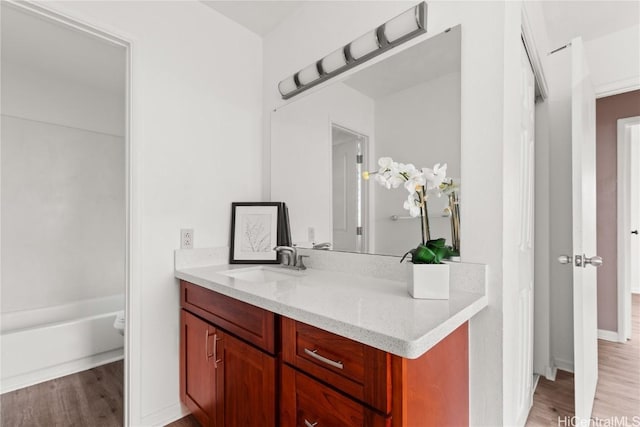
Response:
[403,193,422,217]
[404,166,426,194]
[422,163,448,195]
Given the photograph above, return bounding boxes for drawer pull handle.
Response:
[304,348,344,370]
[213,334,222,368]
[205,330,213,359]
[304,420,318,427]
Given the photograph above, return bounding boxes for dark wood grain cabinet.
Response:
[180,279,469,427]
[281,317,469,427]
[180,281,276,427]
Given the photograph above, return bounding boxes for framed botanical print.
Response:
[229,202,282,264]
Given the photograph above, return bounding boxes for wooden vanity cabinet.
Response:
[281,318,469,427]
[180,280,469,427]
[179,281,277,427]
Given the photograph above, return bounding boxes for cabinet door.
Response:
[180,310,220,427]
[218,331,276,427]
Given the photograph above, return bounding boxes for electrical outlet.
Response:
[181,229,194,249]
[308,227,315,242]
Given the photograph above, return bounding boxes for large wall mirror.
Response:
[271,26,461,257]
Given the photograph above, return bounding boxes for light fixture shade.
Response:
[349,30,380,60]
[278,2,427,100]
[298,63,320,85]
[384,6,421,43]
[278,75,298,96]
[321,48,347,74]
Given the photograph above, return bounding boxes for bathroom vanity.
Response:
[175,251,487,427]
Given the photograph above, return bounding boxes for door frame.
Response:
[617,115,640,342]
[522,5,556,383]
[4,1,139,424]
[330,122,370,253]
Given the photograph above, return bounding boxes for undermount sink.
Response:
[218,266,300,283]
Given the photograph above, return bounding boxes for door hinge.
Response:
[356,154,363,164]
[356,227,363,236]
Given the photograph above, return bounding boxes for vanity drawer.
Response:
[180,280,275,354]
[281,317,391,414]
[281,364,390,427]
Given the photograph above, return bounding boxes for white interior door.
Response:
[332,138,359,252]
[570,37,600,424]
[514,42,536,427]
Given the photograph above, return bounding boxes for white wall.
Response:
[1,29,126,313]
[374,71,460,255]
[38,1,264,424]
[1,61,125,136]
[585,24,640,98]
[264,2,524,425]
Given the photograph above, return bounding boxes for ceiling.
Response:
[1,3,126,94]
[201,1,307,36]
[541,1,639,49]
[201,1,639,46]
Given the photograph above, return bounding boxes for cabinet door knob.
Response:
[304,420,318,427]
[632,230,638,235]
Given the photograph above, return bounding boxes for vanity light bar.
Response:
[277,2,427,100]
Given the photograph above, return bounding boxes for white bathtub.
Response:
[0,294,124,394]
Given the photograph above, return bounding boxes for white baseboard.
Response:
[598,329,622,342]
[139,402,189,427]
[632,289,640,295]
[1,348,124,394]
[553,357,574,374]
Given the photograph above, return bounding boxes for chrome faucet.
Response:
[274,246,296,266]
[274,246,308,270]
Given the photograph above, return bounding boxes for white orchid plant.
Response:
[364,157,458,264]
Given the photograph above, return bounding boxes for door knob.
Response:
[583,255,603,267]
[632,230,638,235]
[558,255,573,264]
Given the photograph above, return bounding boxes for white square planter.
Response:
[407,263,450,299]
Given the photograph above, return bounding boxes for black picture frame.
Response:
[229,202,283,264]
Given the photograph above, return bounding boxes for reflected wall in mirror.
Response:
[271,26,461,257]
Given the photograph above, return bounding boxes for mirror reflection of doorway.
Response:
[331,124,368,253]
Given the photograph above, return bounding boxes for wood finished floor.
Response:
[0,360,123,427]
[165,414,200,427]
[526,294,640,426]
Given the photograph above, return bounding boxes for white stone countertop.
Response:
[175,262,487,359]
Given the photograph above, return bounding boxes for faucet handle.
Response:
[296,255,310,270]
